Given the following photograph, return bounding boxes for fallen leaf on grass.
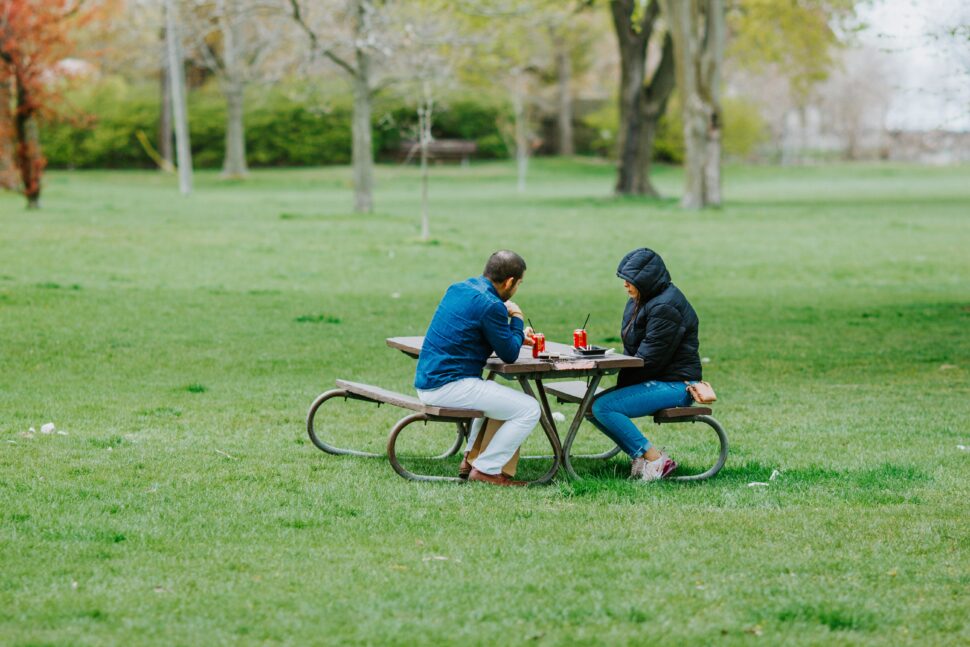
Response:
[939,364,958,371]
[215,449,238,460]
[744,624,764,636]
[957,445,968,451]
[389,564,409,572]
[153,586,169,593]
[71,580,78,590]
[747,482,769,487]
[56,430,68,436]
[769,469,780,481]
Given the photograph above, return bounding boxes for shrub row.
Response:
[40,78,766,169]
[41,79,512,169]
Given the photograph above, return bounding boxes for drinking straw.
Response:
[581,313,590,330]
[528,318,536,330]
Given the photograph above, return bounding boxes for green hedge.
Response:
[40,79,511,169]
[40,79,766,169]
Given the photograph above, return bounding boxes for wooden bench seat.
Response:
[544,380,605,404]
[335,379,483,419]
[543,380,712,420]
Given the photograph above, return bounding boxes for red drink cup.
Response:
[573,329,588,349]
[531,332,545,358]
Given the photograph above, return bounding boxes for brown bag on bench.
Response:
[686,381,717,404]
[466,418,521,477]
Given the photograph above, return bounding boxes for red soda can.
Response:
[573,329,588,349]
[531,332,545,358]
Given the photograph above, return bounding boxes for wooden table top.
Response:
[386,336,642,375]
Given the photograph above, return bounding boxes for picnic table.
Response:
[306,336,727,484]
[385,336,642,483]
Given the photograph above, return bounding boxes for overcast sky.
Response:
[859,0,969,131]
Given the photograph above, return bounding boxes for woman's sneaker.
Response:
[630,456,647,478]
[639,451,678,481]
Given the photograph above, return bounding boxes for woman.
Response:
[589,248,703,481]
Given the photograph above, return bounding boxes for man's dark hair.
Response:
[483,250,527,283]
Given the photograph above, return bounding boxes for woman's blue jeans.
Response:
[588,381,693,458]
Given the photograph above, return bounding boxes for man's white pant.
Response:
[417,378,541,475]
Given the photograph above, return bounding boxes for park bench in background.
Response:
[306,379,481,482]
[543,380,728,482]
[398,139,477,165]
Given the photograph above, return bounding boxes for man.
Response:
[415,250,540,487]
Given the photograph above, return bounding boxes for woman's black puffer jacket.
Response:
[615,248,702,387]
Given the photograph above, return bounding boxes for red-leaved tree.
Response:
[0,0,102,208]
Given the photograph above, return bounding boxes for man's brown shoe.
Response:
[468,468,528,487]
[458,454,473,480]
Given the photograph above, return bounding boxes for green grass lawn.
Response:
[1,159,968,645]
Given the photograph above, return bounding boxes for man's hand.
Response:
[505,300,524,320]
[522,326,535,346]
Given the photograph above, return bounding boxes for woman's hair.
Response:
[622,293,642,337]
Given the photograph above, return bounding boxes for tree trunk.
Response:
[512,71,528,193]
[633,118,659,196]
[664,0,724,209]
[14,75,43,209]
[0,77,17,190]
[165,0,193,195]
[219,0,248,178]
[610,0,670,197]
[633,34,675,197]
[614,52,644,194]
[418,86,432,241]
[159,29,173,169]
[351,0,374,213]
[554,39,574,156]
[222,82,248,177]
[611,1,646,195]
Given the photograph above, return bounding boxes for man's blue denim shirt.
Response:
[414,275,525,390]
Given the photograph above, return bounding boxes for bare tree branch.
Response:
[287,0,357,77]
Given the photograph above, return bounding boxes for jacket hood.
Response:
[616,248,670,300]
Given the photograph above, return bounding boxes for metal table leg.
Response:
[517,377,561,485]
[561,374,603,480]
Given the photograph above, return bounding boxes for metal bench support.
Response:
[306,388,466,460]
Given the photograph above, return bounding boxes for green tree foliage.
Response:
[726,0,861,104]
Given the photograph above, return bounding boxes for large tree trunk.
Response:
[159,29,173,169]
[554,38,574,156]
[610,0,671,197]
[664,0,724,209]
[14,75,43,209]
[165,0,193,195]
[219,0,248,178]
[634,34,676,196]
